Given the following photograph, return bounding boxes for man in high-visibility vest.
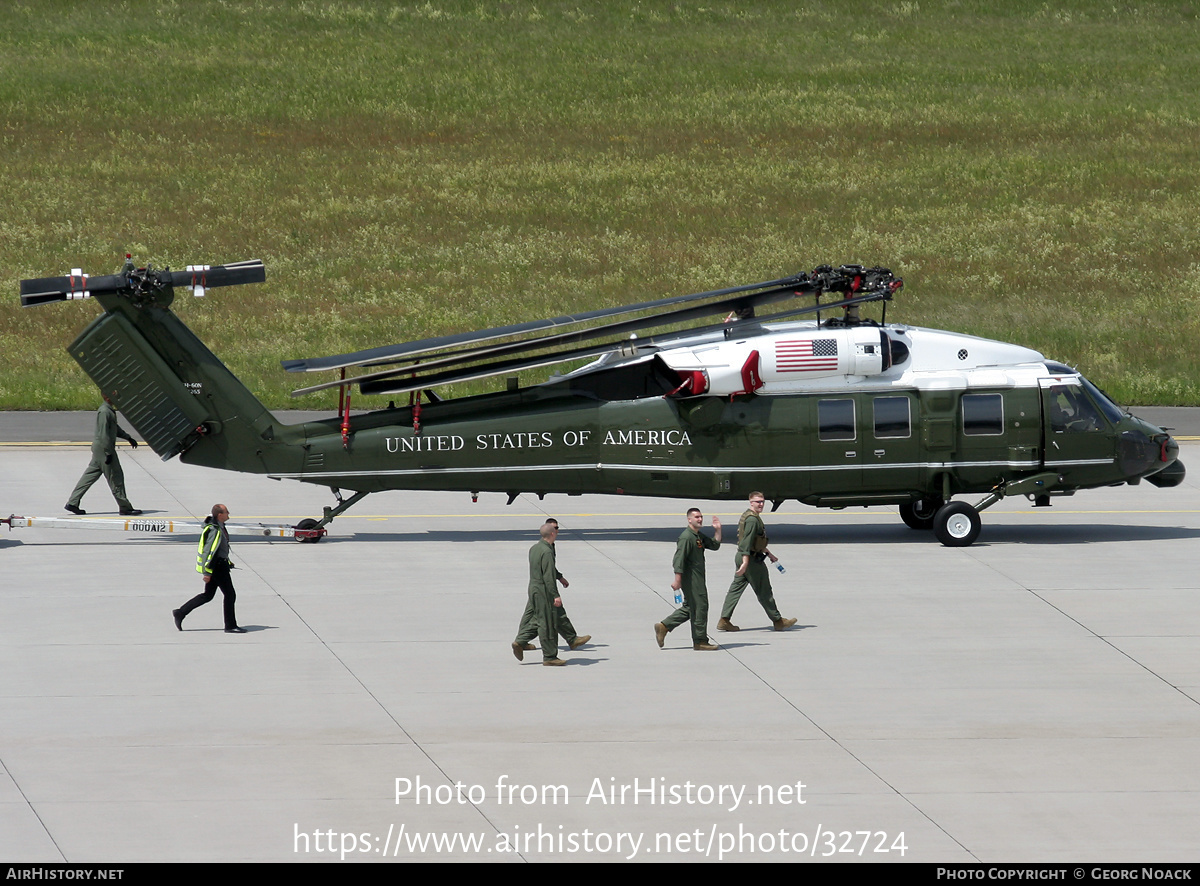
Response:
[172,503,246,633]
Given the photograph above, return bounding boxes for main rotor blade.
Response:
[288,266,899,396]
[280,271,811,373]
[298,289,896,398]
[290,279,826,396]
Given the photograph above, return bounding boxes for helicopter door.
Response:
[810,396,863,496]
[1039,378,1116,485]
[861,393,921,495]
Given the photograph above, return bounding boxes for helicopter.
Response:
[18,257,1184,547]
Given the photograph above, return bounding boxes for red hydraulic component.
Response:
[408,361,423,435]
[338,368,352,449]
[665,370,709,398]
[736,350,763,395]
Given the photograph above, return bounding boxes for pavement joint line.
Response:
[0,755,66,861]
[230,534,517,854]
[966,546,1200,711]
[719,638,980,859]
[1028,588,1200,710]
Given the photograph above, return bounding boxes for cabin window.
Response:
[962,393,1004,436]
[818,399,856,441]
[873,397,911,439]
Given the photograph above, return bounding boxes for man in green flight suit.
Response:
[513,519,591,657]
[718,491,796,632]
[65,396,142,516]
[511,523,569,666]
[655,507,722,651]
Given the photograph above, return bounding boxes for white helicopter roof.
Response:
[561,319,1055,396]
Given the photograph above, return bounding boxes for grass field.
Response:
[2,0,1198,408]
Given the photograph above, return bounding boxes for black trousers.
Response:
[178,560,238,629]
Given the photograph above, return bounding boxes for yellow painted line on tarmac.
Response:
[1003,509,1200,516]
[220,508,1200,522]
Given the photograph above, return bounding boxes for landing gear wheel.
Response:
[932,501,981,547]
[899,496,944,530]
[294,518,323,543]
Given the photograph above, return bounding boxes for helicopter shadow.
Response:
[7,521,1195,549]
[317,522,1200,547]
[765,522,1200,546]
[317,526,691,545]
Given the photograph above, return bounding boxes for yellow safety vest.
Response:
[196,523,223,574]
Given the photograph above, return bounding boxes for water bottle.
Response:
[674,588,683,605]
[775,561,786,574]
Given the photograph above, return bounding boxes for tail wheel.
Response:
[899,496,944,530]
[294,518,323,543]
[932,502,981,547]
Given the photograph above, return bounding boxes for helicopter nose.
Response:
[1118,429,1162,477]
[1144,433,1185,487]
[1164,433,1179,463]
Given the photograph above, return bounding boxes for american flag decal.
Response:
[776,338,839,372]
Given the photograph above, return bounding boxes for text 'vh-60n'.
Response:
[19,258,1184,546]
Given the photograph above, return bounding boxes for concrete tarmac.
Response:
[1,435,1198,862]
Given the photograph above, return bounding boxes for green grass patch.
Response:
[2,0,1199,408]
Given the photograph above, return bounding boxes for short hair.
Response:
[748,491,764,501]
[686,507,702,518]
[544,518,558,526]
[211,503,228,518]
[540,524,556,540]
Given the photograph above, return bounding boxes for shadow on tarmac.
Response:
[6,521,1200,548]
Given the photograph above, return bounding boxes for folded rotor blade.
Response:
[280,272,810,373]
[300,288,897,398]
[291,281,812,396]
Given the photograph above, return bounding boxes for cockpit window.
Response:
[1047,384,1104,433]
[1078,377,1126,424]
